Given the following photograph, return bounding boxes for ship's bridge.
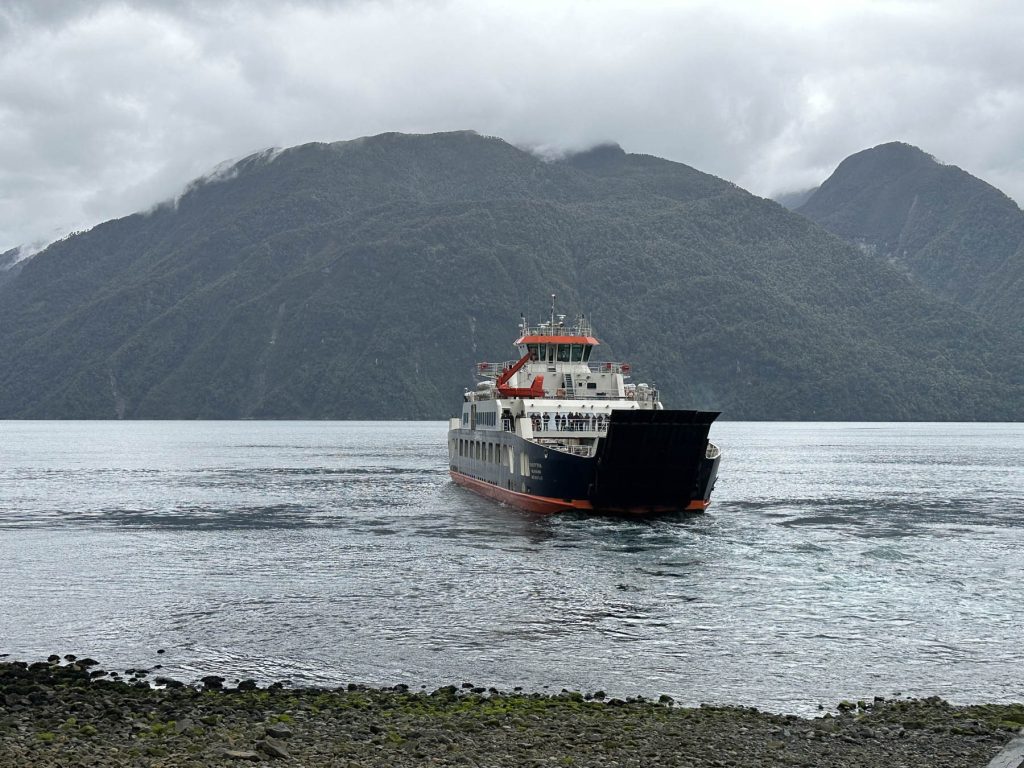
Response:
[468,312,651,404]
[515,315,599,364]
[518,337,597,364]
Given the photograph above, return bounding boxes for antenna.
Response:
[550,293,556,330]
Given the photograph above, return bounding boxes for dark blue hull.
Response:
[449,409,720,514]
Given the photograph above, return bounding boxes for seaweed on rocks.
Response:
[0,658,1020,767]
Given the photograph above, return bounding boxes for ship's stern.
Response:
[590,409,721,513]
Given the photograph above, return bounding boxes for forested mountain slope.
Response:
[0,131,1020,419]
[797,142,1024,333]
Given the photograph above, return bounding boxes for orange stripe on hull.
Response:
[450,471,709,515]
[598,499,709,514]
[451,471,593,514]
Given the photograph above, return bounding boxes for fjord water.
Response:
[0,421,1021,714]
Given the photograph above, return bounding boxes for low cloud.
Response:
[1,0,1022,250]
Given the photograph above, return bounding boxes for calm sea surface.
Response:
[0,421,1021,714]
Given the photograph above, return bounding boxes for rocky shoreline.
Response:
[1,657,1022,767]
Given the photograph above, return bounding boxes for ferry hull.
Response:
[448,409,720,516]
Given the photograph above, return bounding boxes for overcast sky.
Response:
[1,0,1022,252]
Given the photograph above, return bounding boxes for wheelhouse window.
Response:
[582,345,593,361]
[570,344,583,362]
[556,344,571,362]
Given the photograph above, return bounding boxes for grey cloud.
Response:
[1,0,1022,251]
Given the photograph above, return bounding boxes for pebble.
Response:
[221,748,262,761]
[258,736,291,759]
[201,675,226,690]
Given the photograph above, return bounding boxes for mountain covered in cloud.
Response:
[0,246,27,290]
[774,188,818,210]
[0,131,1020,420]
[796,142,1024,333]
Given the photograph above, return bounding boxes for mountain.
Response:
[0,131,1021,420]
[774,187,817,210]
[0,246,24,289]
[797,142,1024,332]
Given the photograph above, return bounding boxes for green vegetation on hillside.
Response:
[798,141,1024,333]
[0,131,1020,420]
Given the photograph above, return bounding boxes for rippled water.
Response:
[0,420,1021,714]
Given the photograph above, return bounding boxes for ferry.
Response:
[447,298,722,515]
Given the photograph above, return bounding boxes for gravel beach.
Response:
[1,658,1021,767]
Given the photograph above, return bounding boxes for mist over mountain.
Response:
[0,246,23,289]
[774,188,818,210]
[0,131,1020,420]
[797,142,1024,333]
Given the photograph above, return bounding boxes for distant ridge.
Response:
[774,187,817,210]
[797,142,1024,332]
[0,131,1021,420]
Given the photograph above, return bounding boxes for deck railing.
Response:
[476,360,633,378]
[525,416,609,434]
[520,317,593,338]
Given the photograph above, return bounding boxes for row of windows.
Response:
[525,343,593,363]
[455,438,530,478]
[457,437,504,465]
[476,411,497,427]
